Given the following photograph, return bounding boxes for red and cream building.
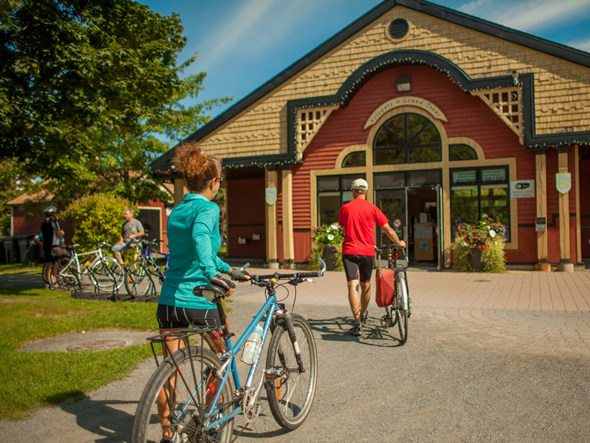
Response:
[152,0,590,271]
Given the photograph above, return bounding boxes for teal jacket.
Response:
[159,193,230,309]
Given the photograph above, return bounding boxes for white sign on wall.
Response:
[510,179,535,198]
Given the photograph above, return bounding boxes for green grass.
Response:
[0,288,158,420]
[0,263,43,275]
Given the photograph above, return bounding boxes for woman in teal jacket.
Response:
[156,143,247,443]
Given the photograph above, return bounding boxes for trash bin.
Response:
[0,240,5,264]
[3,236,14,264]
[19,234,37,264]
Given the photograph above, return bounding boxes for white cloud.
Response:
[458,0,590,32]
[568,37,590,52]
[189,0,321,73]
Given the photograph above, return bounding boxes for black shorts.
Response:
[156,304,221,330]
[43,247,57,263]
[343,255,374,283]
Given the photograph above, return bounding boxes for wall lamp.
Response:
[396,77,412,92]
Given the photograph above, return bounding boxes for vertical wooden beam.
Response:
[265,169,279,269]
[281,169,295,269]
[575,143,582,264]
[535,151,550,271]
[557,149,573,272]
[174,178,185,206]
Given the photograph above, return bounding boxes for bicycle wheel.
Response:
[395,278,408,344]
[125,260,152,297]
[56,257,82,292]
[90,257,124,291]
[265,313,318,430]
[131,346,234,443]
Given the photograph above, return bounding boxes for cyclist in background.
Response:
[338,179,406,337]
[41,206,65,289]
[112,208,145,267]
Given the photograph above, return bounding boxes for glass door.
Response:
[375,189,407,247]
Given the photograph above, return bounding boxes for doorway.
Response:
[375,186,439,268]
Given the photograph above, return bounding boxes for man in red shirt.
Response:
[338,179,406,336]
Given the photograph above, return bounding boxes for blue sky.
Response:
[141,0,590,121]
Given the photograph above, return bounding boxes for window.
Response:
[450,144,478,161]
[450,167,510,240]
[373,113,441,165]
[342,151,366,168]
[317,174,365,225]
[374,170,441,188]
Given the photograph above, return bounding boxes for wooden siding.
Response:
[580,158,590,257]
[196,5,590,160]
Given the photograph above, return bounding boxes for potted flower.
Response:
[310,223,344,271]
[454,215,507,273]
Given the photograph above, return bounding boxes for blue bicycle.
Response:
[124,239,169,297]
[131,259,326,443]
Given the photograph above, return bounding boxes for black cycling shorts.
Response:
[43,247,57,263]
[156,304,221,330]
[343,255,374,283]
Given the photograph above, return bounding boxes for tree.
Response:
[0,159,21,235]
[0,0,233,205]
[64,194,137,252]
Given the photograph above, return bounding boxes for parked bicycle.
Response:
[53,242,124,293]
[124,239,169,297]
[130,259,326,443]
[376,244,411,344]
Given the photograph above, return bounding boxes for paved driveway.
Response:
[2,270,590,442]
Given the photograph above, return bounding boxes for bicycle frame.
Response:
[60,245,121,292]
[141,245,169,281]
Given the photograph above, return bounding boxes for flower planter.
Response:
[470,247,484,272]
[323,245,337,271]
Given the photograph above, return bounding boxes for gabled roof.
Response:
[151,0,590,174]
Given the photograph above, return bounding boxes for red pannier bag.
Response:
[375,268,396,308]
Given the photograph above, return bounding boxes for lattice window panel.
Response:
[473,88,523,144]
[296,107,338,155]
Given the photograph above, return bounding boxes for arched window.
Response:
[342,151,366,168]
[373,113,441,165]
[450,144,478,161]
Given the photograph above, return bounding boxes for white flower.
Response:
[461,241,468,247]
[489,230,496,238]
[487,226,491,230]
[331,223,339,230]
[326,227,330,232]
[327,234,335,241]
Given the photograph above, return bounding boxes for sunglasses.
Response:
[207,176,224,185]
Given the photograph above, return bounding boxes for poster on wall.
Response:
[510,180,535,198]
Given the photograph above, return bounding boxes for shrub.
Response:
[64,194,138,253]
[309,223,344,271]
[454,215,507,273]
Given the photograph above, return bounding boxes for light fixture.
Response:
[396,77,411,92]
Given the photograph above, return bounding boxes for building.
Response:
[151,0,590,271]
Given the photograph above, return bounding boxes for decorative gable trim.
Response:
[472,87,524,145]
[151,0,590,174]
[296,106,339,158]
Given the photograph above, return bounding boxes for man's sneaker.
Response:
[360,311,368,324]
[348,324,362,336]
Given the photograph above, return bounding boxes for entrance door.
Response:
[375,189,407,247]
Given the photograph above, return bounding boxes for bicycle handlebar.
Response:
[250,258,326,283]
[376,243,405,250]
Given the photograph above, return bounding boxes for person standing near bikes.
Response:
[156,143,249,443]
[338,179,406,336]
[41,205,65,289]
[112,208,145,267]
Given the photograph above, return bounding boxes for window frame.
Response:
[450,166,510,241]
[316,173,365,226]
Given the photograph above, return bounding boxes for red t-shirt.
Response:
[339,198,389,256]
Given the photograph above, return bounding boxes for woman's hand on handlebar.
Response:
[230,267,251,282]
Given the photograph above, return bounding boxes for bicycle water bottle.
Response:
[241,323,263,365]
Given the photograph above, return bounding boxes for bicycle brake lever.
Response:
[303,278,316,284]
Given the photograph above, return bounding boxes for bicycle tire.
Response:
[124,260,152,297]
[42,262,51,285]
[265,313,318,430]
[131,346,234,443]
[395,278,408,344]
[90,257,124,291]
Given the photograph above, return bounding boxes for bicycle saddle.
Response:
[193,284,227,301]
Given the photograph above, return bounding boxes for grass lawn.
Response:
[0,263,43,275]
[0,288,160,420]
